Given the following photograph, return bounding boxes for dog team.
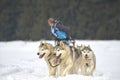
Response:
[37,40,96,77]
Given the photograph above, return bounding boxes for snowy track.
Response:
[0,40,120,80]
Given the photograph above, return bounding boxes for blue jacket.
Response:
[51,21,67,39]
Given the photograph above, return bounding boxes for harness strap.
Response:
[48,58,61,68]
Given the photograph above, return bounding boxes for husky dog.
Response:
[79,45,96,76]
[37,41,56,76]
[69,46,81,74]
[48,41,74,76]
[48,41,82,76]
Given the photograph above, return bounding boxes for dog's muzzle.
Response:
[53,54,61,63]
[37,53,45,58]
[48,54,61,68]
[85,54,88,59]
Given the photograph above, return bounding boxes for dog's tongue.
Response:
[85,56,89,59]
[53,57,58,63]
[39,53,45,58]
[39,55,43,58]
[85,56,88,58]
[53,54,61,63]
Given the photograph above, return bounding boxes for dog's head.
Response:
[76,44,85,51]
[76,44,85,54]
[54,41,66,59]
[48,41,66,67]
[81,45,93,60]
[37,41,52,58]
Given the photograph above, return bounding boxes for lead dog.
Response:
[48,41,81,76]
[48,41,74,76]
[37,41,56,76]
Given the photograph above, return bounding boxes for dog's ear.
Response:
[76,44,80,50]
[40,41,44,46]
[80,44,85,47]
[60,41,65,48]
[41,40,47,44]
[76,45,79,48]
[41,43,44,46]
[87,45,90,48]
[80,44,85,50]
[87,45,92,51]
[56,41,60,46]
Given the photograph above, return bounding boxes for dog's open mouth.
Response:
[39,53,45,58]
[85,54,89,59]
[53,54,61,63]
[48,54,61,67]
[85,56,88,59]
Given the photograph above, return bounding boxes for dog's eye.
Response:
[60,47,64,50]
[61,48,64,50]
[53,53,56,56]
[83,50,86,53]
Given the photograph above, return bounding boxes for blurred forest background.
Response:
[0,0,120,41]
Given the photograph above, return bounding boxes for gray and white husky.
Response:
[78,45,96,76]
[48,41,81,76]
[37,41,56,76]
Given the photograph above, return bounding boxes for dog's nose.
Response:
[37,52,39,55]
[85,54,88,57]
[53,53,56,56]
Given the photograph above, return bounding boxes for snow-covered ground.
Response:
[0,40,120,80]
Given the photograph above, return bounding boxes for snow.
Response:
[0,40,120,80]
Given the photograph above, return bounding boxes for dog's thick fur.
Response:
[78,45,96,76]
[49,41,74,76]
[49,41,82,76]
[37,41,96,76]
[69,46,81,74]
[37,41,56,76]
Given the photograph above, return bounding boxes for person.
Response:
[48,18,75,46]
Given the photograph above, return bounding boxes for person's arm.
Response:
[51,26,56,36]
[51,25,59,40]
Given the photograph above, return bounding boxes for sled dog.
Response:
[37,41,56,76]
[79,45,96,76]
[48,41,81,76]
